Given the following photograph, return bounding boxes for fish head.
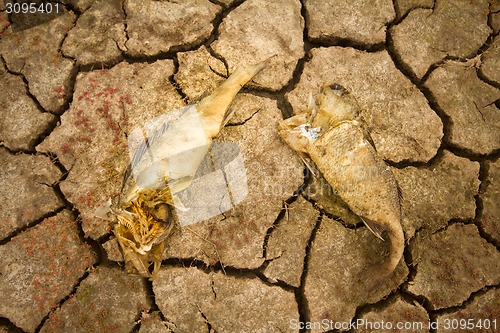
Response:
[277,113,312,153]
[112,188,177,279]
[278,84,361,152]
[313,83,360,129]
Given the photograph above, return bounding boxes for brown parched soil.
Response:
[0,0,499,332]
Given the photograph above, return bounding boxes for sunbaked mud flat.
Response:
[0,0,499,332]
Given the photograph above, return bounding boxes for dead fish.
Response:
[97,58,271,279]
[278,84,404,280]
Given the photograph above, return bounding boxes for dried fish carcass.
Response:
[98,59,270,278]
[279,84,404,281]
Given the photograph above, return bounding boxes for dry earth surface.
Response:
[0,0,499,332]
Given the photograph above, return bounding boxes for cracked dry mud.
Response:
[0,0,499,332]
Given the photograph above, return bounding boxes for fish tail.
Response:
[197,56,273,138]
[355,221,405,293]
[386,223,405,276]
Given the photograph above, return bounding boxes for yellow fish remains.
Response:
[279,84,404,281]
[98,59,271,279]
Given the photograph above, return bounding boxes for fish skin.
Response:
[279,84,404,280]
[121,58,272,206]
[100,58,271,279]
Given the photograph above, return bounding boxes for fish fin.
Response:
[149,242,165,280]
[122,116,178,190]
[360,123,377,151]
[298,154,317,178]
[173,196,189,212]
[168,175,195,194]
[361,217,386,241]
[396,180,404,202]
[122,130,152,190]
[95,198,113,220]
[121,164,133,193]
[221,106,236,128]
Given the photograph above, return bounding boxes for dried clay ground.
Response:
[0,0,499,332]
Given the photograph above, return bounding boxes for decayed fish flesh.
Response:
[278,84,404,280]
[98,59,270,279]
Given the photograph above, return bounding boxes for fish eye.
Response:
[149,203,172,225]
[329,83,347,95]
